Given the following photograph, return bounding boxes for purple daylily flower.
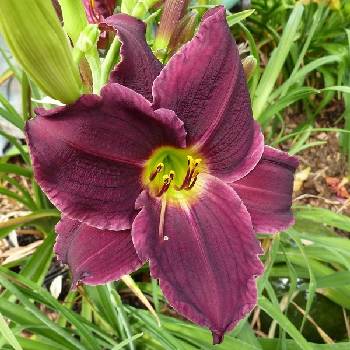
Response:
[26,6,298,343]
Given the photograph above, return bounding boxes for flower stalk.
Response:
[74,24,102,93]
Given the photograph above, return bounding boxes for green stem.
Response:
[21,72,31,121]
[86,49,102,94]
[101,37,121,87]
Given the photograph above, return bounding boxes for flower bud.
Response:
[0,0,82,104]
[168,12,197,58]
[154,0,190,58]
[121,0,138,15]
[76,24,100,53]
[127,0,159,19]
[242,55,257,80]
[58,0,89,44]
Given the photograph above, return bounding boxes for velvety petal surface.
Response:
[132,174,263,343]
[55,217,141,286]
[26,83,186,231]
[153,6,264,182]
[103,14,162,101]
[232,146,299,233]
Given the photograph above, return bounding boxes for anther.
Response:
[187,155,193,166]
[163,174,170,184]
[194,158,202,167]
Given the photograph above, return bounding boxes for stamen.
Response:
[187,170,199,190]
[177,156,202,191]
[149,162,164,181]
[156,171,175,197]
[188,157,201,179]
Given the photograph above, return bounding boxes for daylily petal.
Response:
[232,146,299,233]
[132,174,263,343]
[103,14,162,101]
[152,6,263,181]
[26,83,186,231]
[204,121,264,182]
[55,217,141,286]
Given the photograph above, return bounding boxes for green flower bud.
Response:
[76,24,100,54]
[121,0,138,15]
[242,55,257,80]
[58,0,88,44]
[0,0,82,104]
[128,0,159,19]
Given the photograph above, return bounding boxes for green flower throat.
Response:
[142,146,206,202]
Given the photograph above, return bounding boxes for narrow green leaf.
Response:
[0,210,60,230]
[227,9,255,27]
[0,269,100,350]
[111,333,144,350]
[294,207,350,232]
[85,285,121,333]
[0,130,30,164]
[272,55,340,100]
[259,338,350,350]
[0,275,84,350]
[323,85,350,94]
[20,232,55,284]
[0,94,24,130]
[259,87,317,125]
[253,3,304,118]
[258,297,313,350]
[0,313,23,350]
